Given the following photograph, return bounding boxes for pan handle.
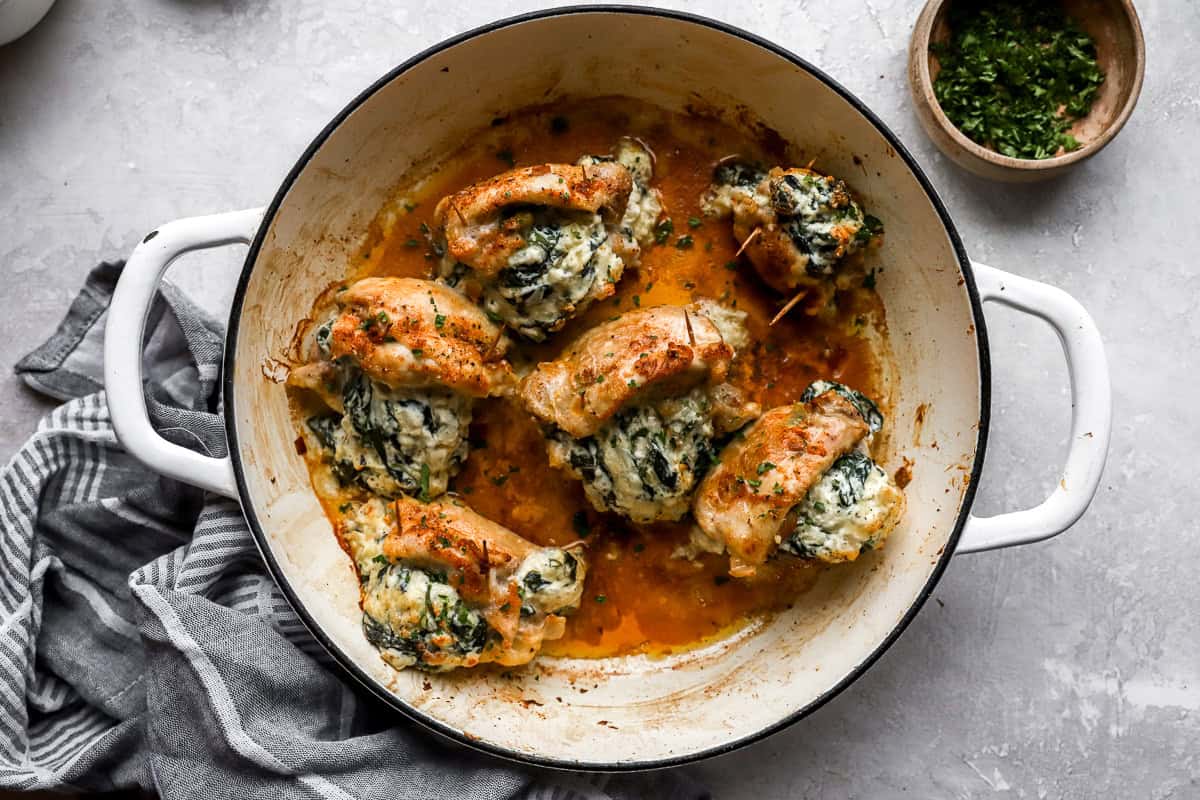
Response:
[956,262,1111,553]
[103,208,265,499]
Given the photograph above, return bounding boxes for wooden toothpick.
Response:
[769,289,807,326]
[735,227,761,257]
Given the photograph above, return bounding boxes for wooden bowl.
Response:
[908,0,1145,182]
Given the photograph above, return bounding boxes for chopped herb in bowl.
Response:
[932,0,1105,160]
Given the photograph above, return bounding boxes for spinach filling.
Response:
[440,206,620,341]
[552,388,719,523]
[361,561,491,672]
[769,172,866,277]
[780,450,887,560]
[306,370,470,499]
[314,319,333,358]
[713,161,765,190]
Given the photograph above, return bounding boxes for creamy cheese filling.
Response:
[780,450,902,563]
[440,209,622,342]
[692,299,751,352]
[549,386,720,523]
[341,501,490,672]
[514,548,586,616]
[306,371,471,500]
[577,138,663,258]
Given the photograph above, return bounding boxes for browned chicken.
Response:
[287,278,515,500]
[520,304,759,523]
[321,277,514,398]
[521,304,739,438]
[433,141,663,342]
[693,384,904,577]
[342,497,586,671]
[434,162,632,277]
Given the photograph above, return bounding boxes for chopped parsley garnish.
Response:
[756,461,776,475]
[653,218,674,245]
[434,313,446,328]
[404,239,420,248]
[723,260,740,271]
[687,217,702,229]
[594,594,607,604]
[932,0,1105,159]
[675,235,694,250]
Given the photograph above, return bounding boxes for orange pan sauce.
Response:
[296,97,889,659]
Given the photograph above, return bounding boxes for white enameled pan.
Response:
[102,7,1111,770]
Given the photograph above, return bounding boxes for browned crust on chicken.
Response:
[433,162,633,277]
[383,496,573,666]
[320,277,513,398]
[693,391,869,576]
[519,305,735,439]
[383,496,536,604]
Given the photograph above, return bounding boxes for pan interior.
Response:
[227,9,983,767]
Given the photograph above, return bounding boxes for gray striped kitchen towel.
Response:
[1,261,705,799]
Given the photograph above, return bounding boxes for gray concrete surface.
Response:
[0,1,1194,797]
